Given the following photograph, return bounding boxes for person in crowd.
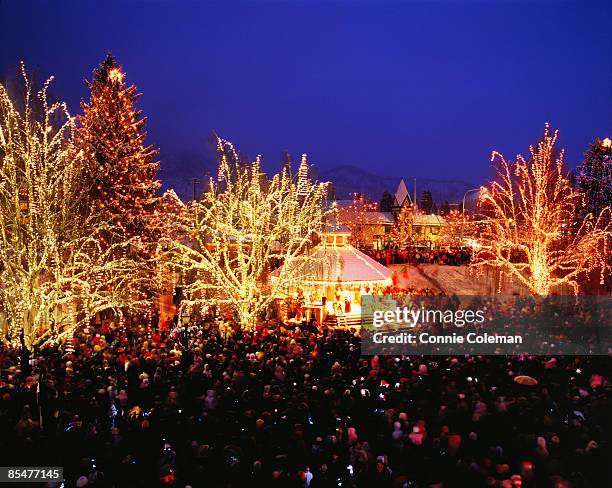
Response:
[0,295,609,487]
[364,248,472,267]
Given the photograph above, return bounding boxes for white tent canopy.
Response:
[271,243,392,286]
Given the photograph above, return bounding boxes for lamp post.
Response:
[460,188,481,246]
[191,177,201,202]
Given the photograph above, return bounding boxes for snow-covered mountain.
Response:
[318,164,479,205]
[160,157,480,207]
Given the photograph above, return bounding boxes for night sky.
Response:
[1,0,611,189]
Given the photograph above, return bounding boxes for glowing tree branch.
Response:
[163,137,328,330]
[0,66,148,349]
[439,209,477,247]
[338,193,378,249]
[472,124,611,295]
[390,205,413,249]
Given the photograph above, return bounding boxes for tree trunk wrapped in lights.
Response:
[472,124,611,295]
[163,137,328,330]
[0,65,150,349]
[390,205,413,249]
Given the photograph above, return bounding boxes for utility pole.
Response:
[460,188,480,246]
[192,177,201,202]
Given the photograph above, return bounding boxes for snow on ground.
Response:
[389,264,527,295]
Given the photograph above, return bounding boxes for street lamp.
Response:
[191,177,202,201]
[460,188,481,245]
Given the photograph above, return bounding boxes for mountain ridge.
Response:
[318,164,478,205]
[159,157,480,206]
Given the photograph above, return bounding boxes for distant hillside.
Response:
[158,150,216,201]
[319,165,478,206]
[160,158,480,207]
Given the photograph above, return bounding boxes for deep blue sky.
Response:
[1,0,611,186]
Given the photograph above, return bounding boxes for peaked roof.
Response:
[394,178,411,207]
[324,222,351,235]
[413,214,445,226]
[336,208,394,225]
[271,244,392,285]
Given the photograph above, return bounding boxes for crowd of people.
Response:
[365,248,471,267]
[0,299,610,488]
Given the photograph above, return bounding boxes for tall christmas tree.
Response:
[297,154,312,197]
[76,53,160,243]
[76,54,163,306]
[576,137,612,219]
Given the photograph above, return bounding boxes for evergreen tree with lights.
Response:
[0,65,150,349]
[576,137,612,219]
[297,154,312,197]
[76,53,160,243]
[76,54,163,305]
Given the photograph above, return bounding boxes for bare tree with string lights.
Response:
[390,205,413,249]
[337,193,378,249]
[0,65,149,349]
[472,124,611,295]
[162,136,329,330]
